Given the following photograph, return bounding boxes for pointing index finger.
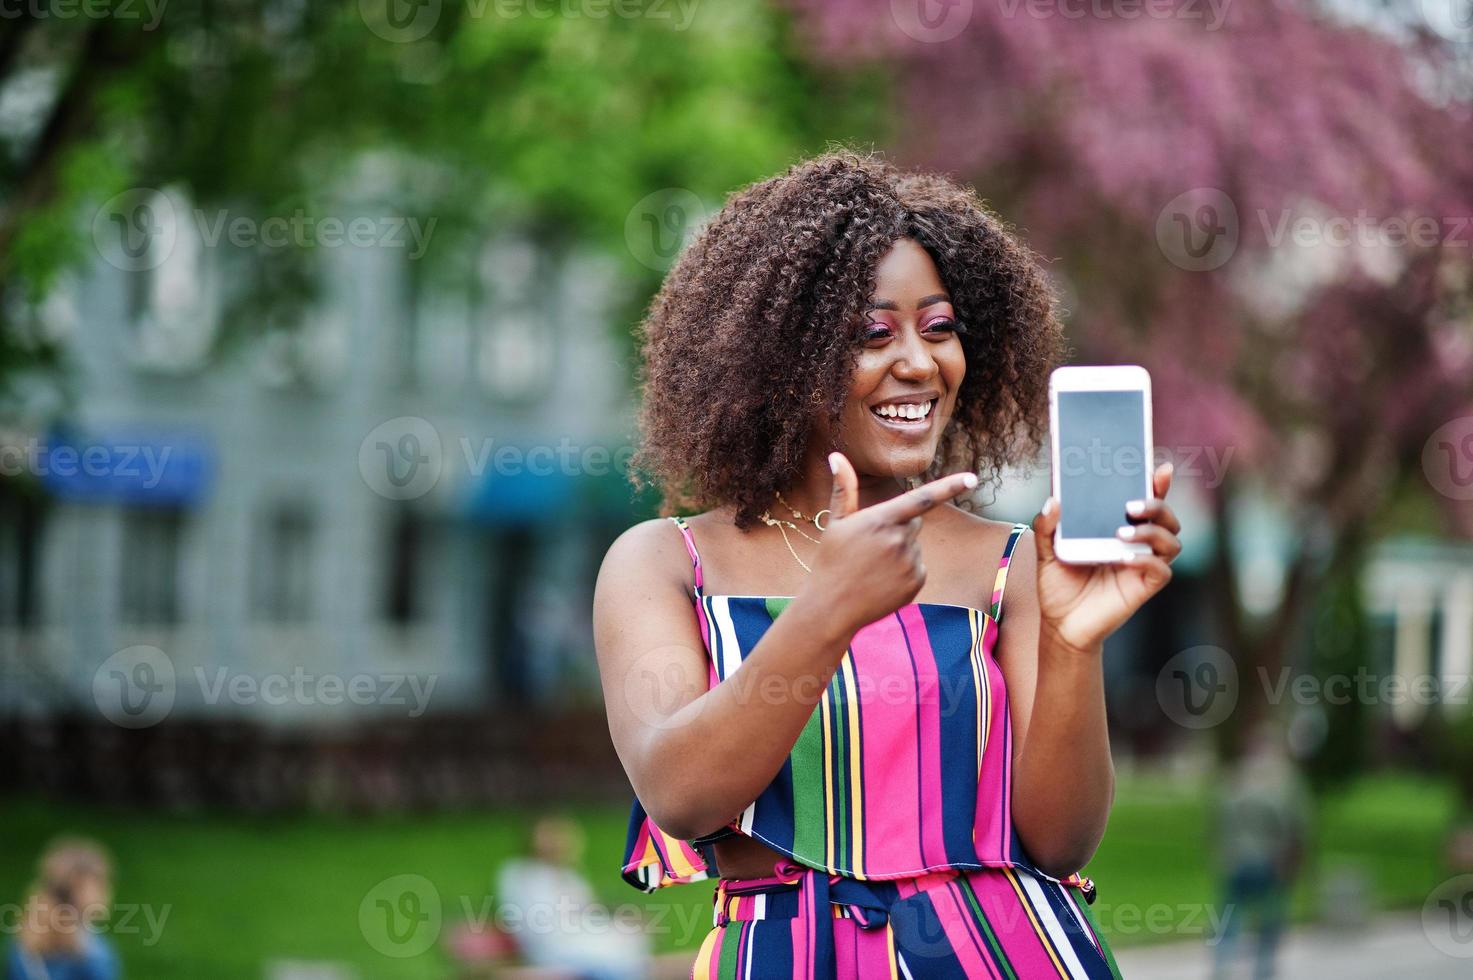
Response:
[875,472,979,523]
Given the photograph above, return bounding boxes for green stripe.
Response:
[717,919,742,978]
[958,876,1019,980]
[776,597,827,859]
[829,668,847,867]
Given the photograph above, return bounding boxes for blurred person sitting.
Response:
[6,839,120,980]
[1212,723,1310,980]
[491,815,648,980]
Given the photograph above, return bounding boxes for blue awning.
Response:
[464,456,577,525]
[41,427,214,507]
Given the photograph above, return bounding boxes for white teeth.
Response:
[874,400,934,421]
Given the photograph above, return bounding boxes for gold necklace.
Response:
[773,491,830,534]
[758,491,828,573]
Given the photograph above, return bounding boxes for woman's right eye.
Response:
[860,323,893,344]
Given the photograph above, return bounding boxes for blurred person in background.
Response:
[493,814,649,980]
[1212,723,1310,980]
[5,839,119,980]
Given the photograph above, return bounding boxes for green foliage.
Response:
[1300,547,1373,793]
[0,0,883,404]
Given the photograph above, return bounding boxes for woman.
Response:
[594,152,1181,977]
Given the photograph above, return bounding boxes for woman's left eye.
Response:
[923,318,965,337]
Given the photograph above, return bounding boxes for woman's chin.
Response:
[851,445,941,483]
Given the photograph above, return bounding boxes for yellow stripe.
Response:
[841,655,866,879]
[659,829,698,878]
[979,613,992,764]
[692,924,719,977]
[820,688,835,870]
[1003,867,1069,977]
[887,921,900,979]
[969,609,985,846]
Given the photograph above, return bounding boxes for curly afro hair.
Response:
[633,150,1065,529]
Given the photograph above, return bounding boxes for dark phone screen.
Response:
[1056,389,1149,539]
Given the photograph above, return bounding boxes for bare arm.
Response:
[997,535,1115,878]
[593,520,853,840]
[1000,462,1182,878]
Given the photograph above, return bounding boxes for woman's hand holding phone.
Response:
[1031,461,1182,656]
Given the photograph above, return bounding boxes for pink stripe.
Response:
[973,871,1066,977]
[850,615,926,873]
[672,517,703,590]
[925,879,998,977]
[974,620,1012,861]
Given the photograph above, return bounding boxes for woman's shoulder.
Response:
[938,504,1033,550]
[598,509,734,584]
[934,506,1038,598]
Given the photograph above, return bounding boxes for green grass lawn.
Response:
[0,772,1457,978]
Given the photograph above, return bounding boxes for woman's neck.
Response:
[777,454,911,518]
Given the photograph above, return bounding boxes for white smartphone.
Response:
[1049,365,1154,564]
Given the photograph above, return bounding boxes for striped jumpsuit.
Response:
[620,516,1121,979]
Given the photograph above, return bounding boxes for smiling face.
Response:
[832,237,967,481]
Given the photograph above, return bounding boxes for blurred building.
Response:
[1365,537,1473,730]
[0,188,636,732]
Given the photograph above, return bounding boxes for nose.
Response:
[891,326,939,382]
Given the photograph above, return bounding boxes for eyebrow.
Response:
[867,293,952,312]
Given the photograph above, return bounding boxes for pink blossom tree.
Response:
[791,0,1473,755]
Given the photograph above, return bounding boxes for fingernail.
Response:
[828,453,840,474]
[1125,500,1146,516]
[962,473,978,489]
[1117,525,1136,539]
[1162,462,1175,476]
[1042,497,1057,517]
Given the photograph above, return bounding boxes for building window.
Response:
[120,187,219,373]
[0,489,44,628]
[385,508,425,625]
[251,506,314,622]
[486,526,536,702]
[119,508,184,625]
